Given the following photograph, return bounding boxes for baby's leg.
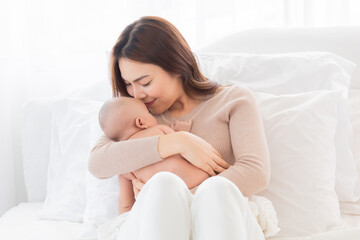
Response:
[118,175,135,215]
[133,154,209,189]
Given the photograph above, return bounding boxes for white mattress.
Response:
[0,202,360,240]
[0,202,83,240]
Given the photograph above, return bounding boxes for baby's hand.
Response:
[169,120,192,132]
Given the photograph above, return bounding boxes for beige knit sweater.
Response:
[88,85,270,196]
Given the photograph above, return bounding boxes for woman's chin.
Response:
[148,107,163,116]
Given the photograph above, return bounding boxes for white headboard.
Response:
[197,26,360,89]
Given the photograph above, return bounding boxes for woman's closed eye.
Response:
[124,81,151,87]
[142,81,151,87]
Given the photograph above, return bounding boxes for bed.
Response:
[1,26,359,240]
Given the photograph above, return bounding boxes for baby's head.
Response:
[99,97,157,141]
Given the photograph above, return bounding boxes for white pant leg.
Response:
[191,176,265,240]
[117,172,193,240]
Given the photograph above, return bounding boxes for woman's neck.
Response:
[168,95,203,117]
[168,86,224,117]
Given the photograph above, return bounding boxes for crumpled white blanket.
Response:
[97,195,280,240]
[245,195,280,238]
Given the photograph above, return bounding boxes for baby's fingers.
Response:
[132,179,145,190]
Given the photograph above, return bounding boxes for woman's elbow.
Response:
[258,166,271,191]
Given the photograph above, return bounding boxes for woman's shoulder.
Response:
[214,84,256,100]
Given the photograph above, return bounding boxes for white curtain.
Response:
[1,0,360,216]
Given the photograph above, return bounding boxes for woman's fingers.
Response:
[212,152,230,169]
[208,160,227,173]
[203,163,216,176]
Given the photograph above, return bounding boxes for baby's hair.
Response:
[98,97,144,131]
[99,99,113,130]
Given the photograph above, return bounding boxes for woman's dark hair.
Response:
[110,16,220,99]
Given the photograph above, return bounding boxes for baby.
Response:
[99,97,209,215]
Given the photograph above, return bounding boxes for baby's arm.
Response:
[118,175,135,215]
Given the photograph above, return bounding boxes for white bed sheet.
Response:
[0,202,83,240]
[0,202,360,240]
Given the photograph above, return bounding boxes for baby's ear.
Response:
[135,117,148,129]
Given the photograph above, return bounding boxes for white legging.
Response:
[102,172,264,240]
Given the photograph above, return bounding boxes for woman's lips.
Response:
[144,99,156,107]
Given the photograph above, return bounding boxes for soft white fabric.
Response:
[2,202,359,240]
[197,52,355,95]
[37,98,103,222]
[255,90,342,237]
[340,89,360,215]
[97,172,268,240]
[196,26,360,90]
[80,104,120,240]
[22,99,55,202]
[246,195,280,238]
[82,170,279,239]
[21,81,111,203]
[80,172,119,239]
[197,52,360,203]
[349,89,360,190]
[0,202,83,240]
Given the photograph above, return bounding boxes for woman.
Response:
[89,16,270,240]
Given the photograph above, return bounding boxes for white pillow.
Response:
[80,173,119,240]
[340,89,360,214]
[80,115,120,240]
[197,52,355,95]
[349,89,360,185]
[37,98,103,222]
[197,52,360,203]
[22,99,55,202]
[21,80,112,203]
[255,90,342,237]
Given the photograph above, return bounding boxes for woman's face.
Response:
[118,58,184,115]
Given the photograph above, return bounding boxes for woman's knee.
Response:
[144,172,188,196]
[195,176,245,200]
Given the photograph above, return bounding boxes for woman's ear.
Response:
[135,117,148,129]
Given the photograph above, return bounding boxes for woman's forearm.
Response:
[133,154,209,189]
[158,131,229,177]
[157,131,186,159]
[88,134,163,179]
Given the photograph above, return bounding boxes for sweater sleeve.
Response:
[88,134,163,179]
[217,87,271,196]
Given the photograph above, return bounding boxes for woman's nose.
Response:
[133,86,146,99]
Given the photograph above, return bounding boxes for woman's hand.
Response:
[158,131,230,176]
